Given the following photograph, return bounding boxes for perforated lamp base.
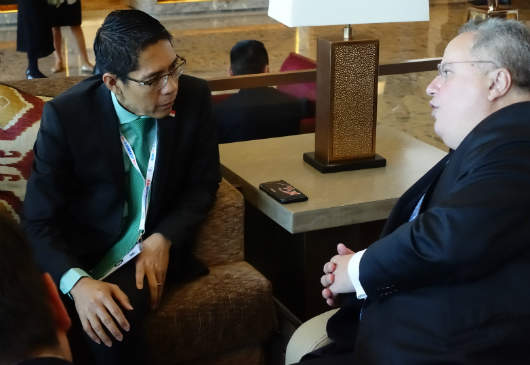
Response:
[309,37,385,173]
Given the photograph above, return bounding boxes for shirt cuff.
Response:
[347,249,367,300]
[59,268,91,297]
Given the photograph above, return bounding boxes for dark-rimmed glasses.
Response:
[126,55,186,90]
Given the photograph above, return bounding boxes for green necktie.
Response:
[90,117,153,279]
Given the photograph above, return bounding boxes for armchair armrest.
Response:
[194,178,244,267]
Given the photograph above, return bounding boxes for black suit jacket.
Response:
[23,75,220,285]
[328,101,530,364]
[214,87,307,143]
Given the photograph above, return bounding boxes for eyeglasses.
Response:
[437,60,499,80]
[126,55,186,90]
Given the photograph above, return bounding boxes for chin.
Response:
[434,125,450,146]
[152,110,170,119]
[433,121,442,137]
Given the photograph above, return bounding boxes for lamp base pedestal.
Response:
[467,5,519,21]
[303,152,386,173]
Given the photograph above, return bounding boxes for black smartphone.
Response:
[259,180,308,204]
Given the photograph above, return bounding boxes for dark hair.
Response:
[230,40,269,75]
[93,10,173,82]
[0,213,58,364]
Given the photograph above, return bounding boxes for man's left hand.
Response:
[135,233,171,310]
[321,243,356,306]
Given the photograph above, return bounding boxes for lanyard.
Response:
[119,131,158,242]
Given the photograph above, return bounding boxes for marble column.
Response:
[129,0,269,17]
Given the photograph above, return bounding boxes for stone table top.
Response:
[219,126,447,234]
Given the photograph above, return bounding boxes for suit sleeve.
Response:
[359,143,530,297]
[152,79,221,249]
[23,101,83,284]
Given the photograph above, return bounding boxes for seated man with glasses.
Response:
[23,9,220,365]
[288,18,530,365]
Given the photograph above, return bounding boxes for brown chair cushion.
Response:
[192,345,264,365]
[146,261,277,364]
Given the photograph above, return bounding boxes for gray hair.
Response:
[459,19,530,91]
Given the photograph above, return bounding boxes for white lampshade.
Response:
[268,0,429,27]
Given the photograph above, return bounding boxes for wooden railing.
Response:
[208,69,316,91]
[379,58,441,76]
[207,57,441,91]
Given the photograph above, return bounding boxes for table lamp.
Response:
[268,0,429,172]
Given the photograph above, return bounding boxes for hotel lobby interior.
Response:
[1,0,530,364]
[1,0,528,149]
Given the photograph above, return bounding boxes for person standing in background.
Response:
[16,0,54,79]
[49,0,94,74]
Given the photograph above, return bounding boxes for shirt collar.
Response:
[111,92,152,125]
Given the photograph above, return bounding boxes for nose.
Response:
[426,76,441,96]
[161,75,178,95]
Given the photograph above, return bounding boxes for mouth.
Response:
[159,101,174,110]
[429,103,438,115]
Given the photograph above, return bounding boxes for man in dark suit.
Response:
[214,39,308,143]
[292,18,530,364]
[0,213,73,365]
[23,10,220,364]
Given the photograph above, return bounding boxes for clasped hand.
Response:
[321,243,356,306]
[70,232,171,346]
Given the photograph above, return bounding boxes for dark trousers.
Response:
[64,261,150,365]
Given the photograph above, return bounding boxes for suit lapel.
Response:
[148,111,178,229]
[382,154,450,236]
[94,84,124,187]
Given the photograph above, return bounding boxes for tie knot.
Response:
[127,117,153,176]
[130,117,152,135]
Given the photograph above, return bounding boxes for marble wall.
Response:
[128,0,268,17]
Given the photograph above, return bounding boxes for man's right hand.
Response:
[70,277,133,347]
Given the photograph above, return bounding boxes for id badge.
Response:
[98,241,143,280]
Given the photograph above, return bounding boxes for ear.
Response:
[102,72,121,94]
[487,68,512,101]
[42,273,71,332]
[228,66,234,76]
[263,64,270,73]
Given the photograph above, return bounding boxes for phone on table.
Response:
[259,180,308,204]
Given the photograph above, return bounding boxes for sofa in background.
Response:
[278,53,317,133]
[0,77,277,365]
